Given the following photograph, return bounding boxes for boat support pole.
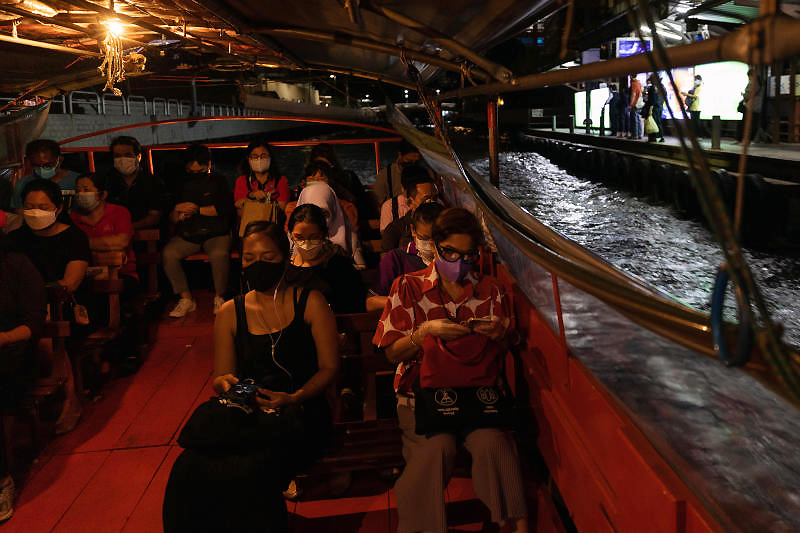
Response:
[488,97,500,187]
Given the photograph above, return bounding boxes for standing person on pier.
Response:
[681,75,706,137]
[629,75,644,139]
[644,74,665,143]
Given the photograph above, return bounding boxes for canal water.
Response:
[466,151,800,349]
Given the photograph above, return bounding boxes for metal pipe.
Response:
[373,142,381,175]
[0,33,101,56]
[487,99,499,187]
[440,15,800,100]
[308,63,417,90]
[711,115,721,150]
[256,26,490,81]
[364,4,513,82]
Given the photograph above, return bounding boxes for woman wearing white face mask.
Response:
[70,173,137,280]
[8,178,89,434]
[285,204,365,314]
[234,140,289,213]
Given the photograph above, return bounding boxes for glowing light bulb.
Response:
[103,19,124,37]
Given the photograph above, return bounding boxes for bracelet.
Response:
[409,329,420,348]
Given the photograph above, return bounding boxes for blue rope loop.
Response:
[711,265,755,367]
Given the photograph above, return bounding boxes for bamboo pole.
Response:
[440,15,800,100]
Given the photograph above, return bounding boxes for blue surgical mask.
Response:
[34,166,57,179]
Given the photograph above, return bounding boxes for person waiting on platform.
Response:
[234,140,289,226]
[629,74,644,140]
[287,204,365,314]
[162,221,339,533]
[372,141,422,205]
[381,166,438,253]
[681,75,705,137]
[0,231,46,523]
[604,84,622,136]
[366,201,444,312]
[162,144,234,317]
[643,74,665,143]
[105,136,167,230]
[373,208,528,533]
[10,139,79,213]
[295,181,365,269]
[8,179,88,434]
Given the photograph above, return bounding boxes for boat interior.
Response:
[1,1,800,532]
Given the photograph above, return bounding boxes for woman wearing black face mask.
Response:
[163,220,339,533]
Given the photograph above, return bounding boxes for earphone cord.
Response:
[269,271,293,384]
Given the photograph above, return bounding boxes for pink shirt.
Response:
[234,174,290,203]
[71,203,137,279]
[379,194,411,231]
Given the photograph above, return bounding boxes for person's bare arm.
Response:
[366,295,388,312]
[197,205,218,217]
[60,260,88,293]
[0,326,32,346]
[212,300,239,394]
[132,210,161,230]
[385,319,470,364]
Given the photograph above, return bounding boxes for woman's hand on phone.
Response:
[470,317,506,340]
[212,373,238,395]
[421,319,470,341]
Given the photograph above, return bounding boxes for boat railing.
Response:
[48,91,267,118]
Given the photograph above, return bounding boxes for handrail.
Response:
[167,99,180,116]
[68,91,101,115]
[127,95,148,115]
[152,97,167,115]
[101,93,128,115]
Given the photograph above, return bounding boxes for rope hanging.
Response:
[99,31,125,95]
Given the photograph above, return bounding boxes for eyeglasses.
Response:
[436,244,479,263]
[248,154,271,160]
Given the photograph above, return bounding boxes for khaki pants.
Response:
[162,234,231,296]
[395,401,528,533]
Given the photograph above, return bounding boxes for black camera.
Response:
[219,379,260,412]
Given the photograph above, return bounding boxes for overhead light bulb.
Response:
[21,0,58,17]
[103,18,125,36]
[329,74,335,78]
[365,94,369,98]
[497,97,504,106]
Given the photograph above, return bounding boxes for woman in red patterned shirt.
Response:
[372,207,528,533]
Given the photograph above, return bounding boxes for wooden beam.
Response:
[0,34,101,56]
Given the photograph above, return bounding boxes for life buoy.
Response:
[710,265,754,366]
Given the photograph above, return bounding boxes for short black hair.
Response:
[25,139,60,159]
[398,140,420,156]
[304,160,332,180]
[75,172,109,192]
[184,143,211,165]
[695,74,702,81]
[242,221,290,260]
[402,167,435,198]
[412,201,444,228]
[21,178,63,208]
[308,143,341,169]
[288,203,329,236]
[110,136,142,156]
[432,207,484,247]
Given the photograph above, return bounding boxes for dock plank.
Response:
[121,445,182,533]
[52,446,170,533]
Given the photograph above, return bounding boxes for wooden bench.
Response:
[133,229,161,300]
[306,311,403,475]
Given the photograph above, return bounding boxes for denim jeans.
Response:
[630,108,642,138]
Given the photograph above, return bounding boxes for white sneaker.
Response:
[0,475,15,522]
[169,298,196,318]
[213,296,225,315]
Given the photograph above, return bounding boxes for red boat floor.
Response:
[3,294,491,533]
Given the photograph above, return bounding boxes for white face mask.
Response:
[415,237,435,264]
[295,239,325,260]
[24,208,57,230]
[75,191,101,212]
[250,158,270,173]
[114,156,139,176]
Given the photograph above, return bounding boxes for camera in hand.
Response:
[219,379,260,413]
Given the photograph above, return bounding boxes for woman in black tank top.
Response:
[163,221,340,533]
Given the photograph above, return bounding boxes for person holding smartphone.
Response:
[372,208,528,533]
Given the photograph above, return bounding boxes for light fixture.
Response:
[103,18,125,37]
[404,89,408,93]
[364,94,369,98]
[435,89,440,94]
[329,74,335,79]
[497,97,504,106]
[20,0,57,17]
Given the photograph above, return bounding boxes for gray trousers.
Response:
[162,234,231,296]
[395,402,528,533]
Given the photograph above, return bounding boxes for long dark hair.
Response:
[244,139,282,186]
[241,220,291,260]
[288,203,329,237]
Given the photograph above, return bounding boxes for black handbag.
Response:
[178,214,229,244]
[412,382,514,436]
[737,100,747,114]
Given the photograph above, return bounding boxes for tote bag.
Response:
[239,198,279,237]
[644,114,660,134]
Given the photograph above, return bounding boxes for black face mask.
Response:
[243,260,285,292]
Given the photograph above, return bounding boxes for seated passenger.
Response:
[381,166,438,253]
[296,182,365,269]
[287,204,366,314]
[162,144,234,317]
[0,231,46,523]
[372,141,421,205]
[378,162,434,232]
[233,140,289,216]
[373,208,528,533]
[162,221,339,533]
[308,143,376,221]
[366,201,444,312]
[8,178,88,433]
[287,162,359,229]
[71,173,138,282]
[105,136,167,230]
[10,139,79,212]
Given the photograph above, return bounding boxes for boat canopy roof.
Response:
[0,0,556,94]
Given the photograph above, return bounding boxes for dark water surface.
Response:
[467,152,800,348]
